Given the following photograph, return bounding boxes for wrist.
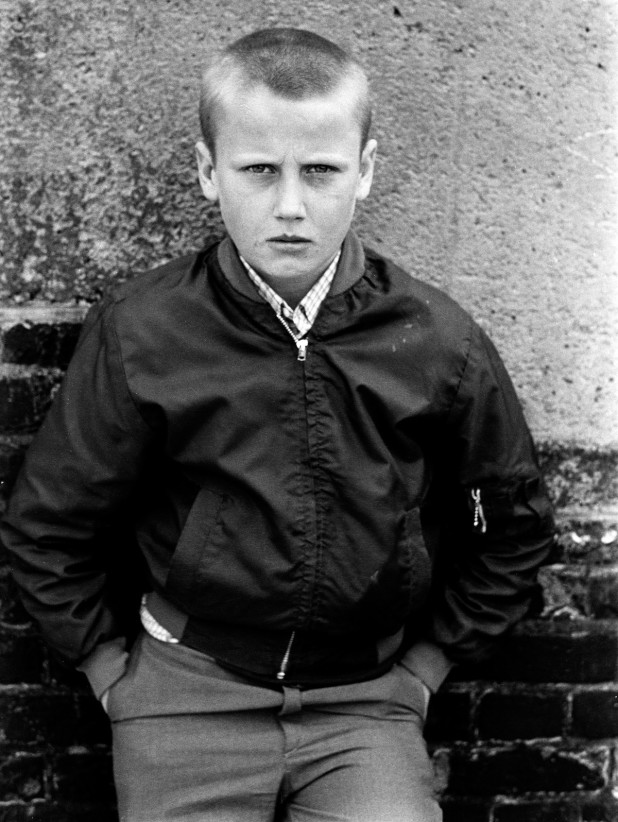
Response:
[400,640,454,694]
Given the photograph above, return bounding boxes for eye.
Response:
[245,164,275,174]
[305,164,337,175]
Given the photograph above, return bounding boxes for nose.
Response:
[273,174,306,220]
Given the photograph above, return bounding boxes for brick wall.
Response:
[0,306,616,821]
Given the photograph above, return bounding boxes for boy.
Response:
[1,28,554,822]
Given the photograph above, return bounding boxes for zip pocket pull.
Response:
[277,630,296,680]
[471,488,488,534]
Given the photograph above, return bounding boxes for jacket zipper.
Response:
[471,488,487,533]
[275,310,308,361]
[274,309,306,674]
[276,630,296,680]
[296,339,308,362]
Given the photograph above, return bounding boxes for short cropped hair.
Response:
[199,28,372,161]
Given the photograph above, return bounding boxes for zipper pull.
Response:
[277,630,296,680]
[471,488,487,534]
[297,339,308,362]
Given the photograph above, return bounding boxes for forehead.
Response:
[214,79,363,156]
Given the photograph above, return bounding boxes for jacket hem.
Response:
[146,590,406,689]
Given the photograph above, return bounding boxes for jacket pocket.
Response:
[165,487,228,596]
[355,508,432,634]
[466,476,553,540]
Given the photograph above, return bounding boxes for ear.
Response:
[356,138,377,202]
[195,139,219,202]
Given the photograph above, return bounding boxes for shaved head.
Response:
[199,28,372,162]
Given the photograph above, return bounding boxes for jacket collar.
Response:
[216,230,367,302]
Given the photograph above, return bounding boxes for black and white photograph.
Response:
[0,2,616,820]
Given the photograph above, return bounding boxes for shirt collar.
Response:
[238,251,341,337]
[216,231,367,303]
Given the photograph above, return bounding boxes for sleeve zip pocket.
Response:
[471,488,488,534]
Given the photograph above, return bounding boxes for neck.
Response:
[259,271,320,308]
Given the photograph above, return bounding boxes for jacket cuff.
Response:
[400,640,454,693]
[77,637,129,700]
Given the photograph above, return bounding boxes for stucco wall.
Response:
[1,0,617,447]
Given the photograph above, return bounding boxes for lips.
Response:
[268,235,311,244]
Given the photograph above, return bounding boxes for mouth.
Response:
[268,235,311,244]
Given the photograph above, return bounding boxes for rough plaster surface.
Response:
[1,0,616,446]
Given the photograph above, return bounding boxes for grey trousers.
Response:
[107,632,442,822]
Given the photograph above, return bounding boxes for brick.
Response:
[73,695,112,747]
[582,793,618,821]
[51,751,115,805]
[0,437,29,503]
[539,563,618,620]
[588,567,618,618]
[538,564,590,619]
[0,633,44,685]
[425,690,473,742]
[477,690,566,740]
[0,308,89,348]
[554,518,618,566]
[538,447,618,511]
[0,754,45,801]
[0,691,78,746]
[0,802,118,822]
[0,367,62,435]
[1,322,81,370]
[458,620,618,684]
[0,570,32,628]
[0,805,58,822]
[441,798,491,822]
[3,325,80,371]
[46,658,91,694]
[0,804,49,822]
[57,806,118,822]
[572,689,618,738]
[493,801,581,821]
[447,744,611,796]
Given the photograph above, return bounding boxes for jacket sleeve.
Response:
[411,321,555,677]
[0,299,157,671]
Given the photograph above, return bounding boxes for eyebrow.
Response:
[231,153,351,165]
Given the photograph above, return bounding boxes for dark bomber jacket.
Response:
[0,231,555,697]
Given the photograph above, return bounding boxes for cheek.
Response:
[220,185,269,220]
[311,188,357,223]
[218,194,249,229]
[217,198,263,251]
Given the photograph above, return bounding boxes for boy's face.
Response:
[196,79,377,292]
